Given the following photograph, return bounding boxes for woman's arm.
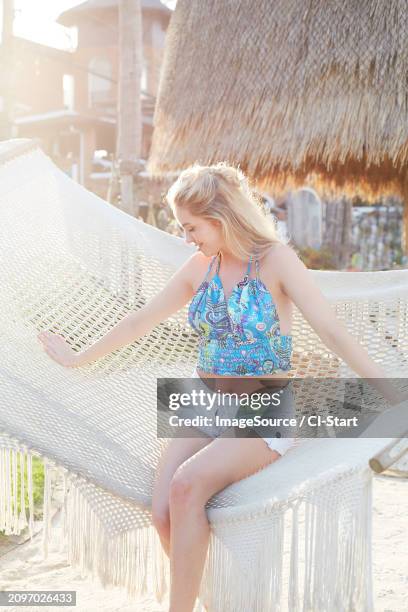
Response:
[268,245,404,406]
[38,252,201,367]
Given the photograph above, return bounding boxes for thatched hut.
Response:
[148,0,408,250]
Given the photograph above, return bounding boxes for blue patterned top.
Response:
[188,252,293,376]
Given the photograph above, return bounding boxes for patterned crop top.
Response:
[188,252,293,376]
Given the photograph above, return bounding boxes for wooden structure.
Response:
[10,0,171,189]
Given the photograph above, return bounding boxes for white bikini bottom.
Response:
[185,367,296,457]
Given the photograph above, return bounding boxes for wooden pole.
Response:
[398,170,408,256]
[340,197,353,269]
[117,0,143,216]
[369,436,408,473]
[403,173,408,256]
[0,0,14,139]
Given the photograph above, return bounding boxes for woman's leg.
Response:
[168,437,281,612]
[151,432,213,556]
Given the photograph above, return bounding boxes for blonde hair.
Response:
[166,162,285,260]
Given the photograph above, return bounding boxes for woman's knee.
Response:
[169,468,202,508]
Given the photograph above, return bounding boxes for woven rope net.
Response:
[0,140,407,611]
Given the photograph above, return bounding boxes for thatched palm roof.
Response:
[148,0,408,202]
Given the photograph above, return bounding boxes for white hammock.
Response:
[0,139,407,612]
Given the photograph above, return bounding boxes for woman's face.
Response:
[174,206,222,256]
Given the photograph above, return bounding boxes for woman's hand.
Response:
[37,331,79,368]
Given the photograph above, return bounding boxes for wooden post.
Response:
[339,196,353,269]
[286,188,323,249]
[117,0,143,216]
[0,0,14,139]
[403,174,408,256]
[322,197,353,269]
[82,127,96,188]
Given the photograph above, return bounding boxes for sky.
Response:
[13,1,84,50]
[7,0,176,50]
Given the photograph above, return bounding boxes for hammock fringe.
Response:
[0,446,35,538]
[199,472,373,612]
[1,443,374,611]
[63,475,170,601]
[0,440,171,602]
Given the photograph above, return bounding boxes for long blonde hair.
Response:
[166,162,285,260]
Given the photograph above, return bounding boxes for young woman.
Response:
[38,163,402,612]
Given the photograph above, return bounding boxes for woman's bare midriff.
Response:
[195,368,290,394]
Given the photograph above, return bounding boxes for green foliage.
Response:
[31,457,45,515]
[392,248,404,267]
[298,247,337,270]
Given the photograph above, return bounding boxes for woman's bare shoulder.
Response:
[182,251,214,288]
[264,242,299,266]
[262,243,305,287]
[186,251,213,271]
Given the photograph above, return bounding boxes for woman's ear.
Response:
[210,218,222,229]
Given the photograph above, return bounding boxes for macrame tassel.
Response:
[11,450,18,533]
[18,452,27,532]
[58,469,68,552]
[0,448,11,534]
[0,443,59,553]
[0,443,376,611]
[288,500,300,610]
[301,469,374,612]
[364,474,374,612]
[3,448,11,534]
[41,460,55,559]
[0,447,33,536]
[303,493,316,611]
[0,449,4,531]
[62,475,170,600]
[26,452,35,538]
[199,507,285,612]
[195,469,374,612]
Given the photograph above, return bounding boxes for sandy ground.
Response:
[0,474,407,612]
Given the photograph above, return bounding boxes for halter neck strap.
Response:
[254,257,260,280]
[245,255,253,277]
[215,252,221,275]
[215,252,258,279]
[203,255,218,282]
[246,255,261,280]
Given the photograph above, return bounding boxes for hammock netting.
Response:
[0,139,407,611]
